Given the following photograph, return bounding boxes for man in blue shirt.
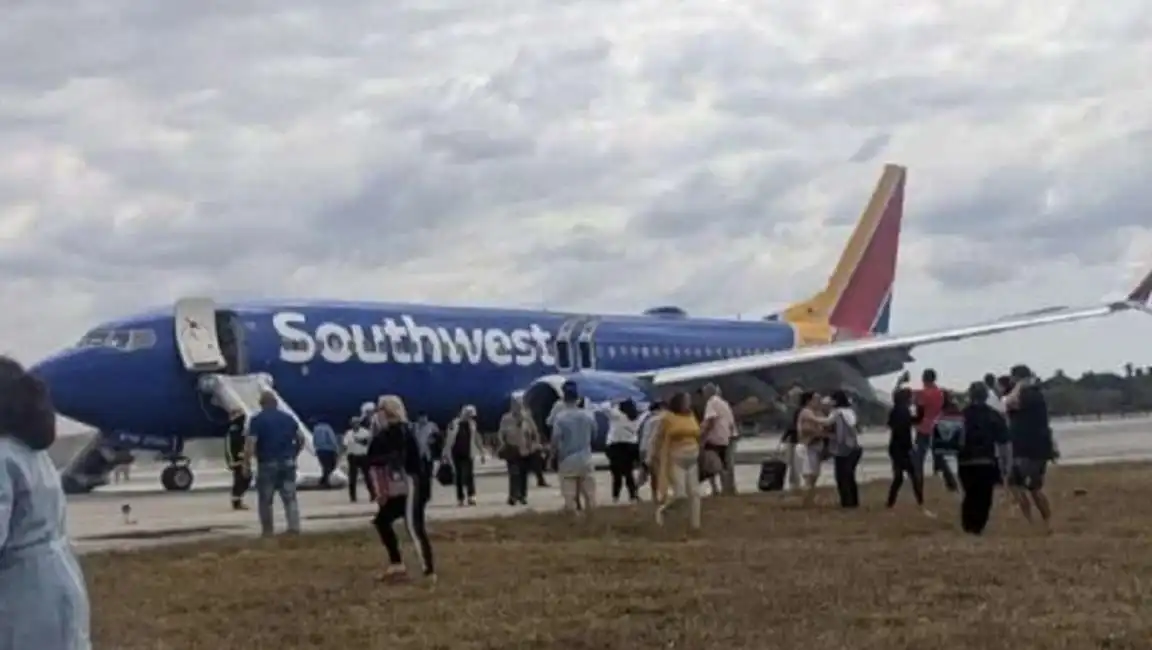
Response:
[309,419,339,488]
[550,381,598,515]
[244,392,306,536]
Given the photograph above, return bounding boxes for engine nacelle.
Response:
[520,371,653,451]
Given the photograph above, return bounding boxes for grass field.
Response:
[84,463,1152,650]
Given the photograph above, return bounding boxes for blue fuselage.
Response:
[32,301,801,440]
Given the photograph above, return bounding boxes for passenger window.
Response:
[607,346,617,358]
[281,336,309,352]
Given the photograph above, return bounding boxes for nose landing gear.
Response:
[159,456,195,492]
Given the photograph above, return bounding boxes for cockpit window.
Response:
[75,328,157,351]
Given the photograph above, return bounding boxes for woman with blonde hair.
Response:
[367,394,435,582]
[647,391,702,530]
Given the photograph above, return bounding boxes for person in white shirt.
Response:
[343,416,375,503]
[985,373,1014,485]
[635,401,664,499]
[701,384,738,496]
[605,399,641,503]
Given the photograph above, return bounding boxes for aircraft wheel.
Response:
[160,465,194,492]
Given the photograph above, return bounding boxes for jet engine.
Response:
[520,371,653,449]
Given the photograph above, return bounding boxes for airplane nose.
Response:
[29,350,99,423]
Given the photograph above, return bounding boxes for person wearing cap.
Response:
[0,355,92,650]
[443,404,485,506]
[550,380,599,514]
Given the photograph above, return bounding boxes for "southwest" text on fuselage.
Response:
[272,312,556,367]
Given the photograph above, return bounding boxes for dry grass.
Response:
[85,464,1152,650]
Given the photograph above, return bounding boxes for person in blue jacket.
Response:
[0,355,92,649]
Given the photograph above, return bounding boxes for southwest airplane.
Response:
[32,164,1152,493]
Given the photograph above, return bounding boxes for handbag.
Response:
[370,463,409,503]
[698,449,723,481]
[497,443,518,462]
[436,461,455,486]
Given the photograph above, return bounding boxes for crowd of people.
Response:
[226,361,1059,582]
[776,364,1057,535]
[0,348,1062,646]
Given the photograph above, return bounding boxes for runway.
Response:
[69,416,1152,555]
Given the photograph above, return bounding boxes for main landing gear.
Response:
[159,455,195,492]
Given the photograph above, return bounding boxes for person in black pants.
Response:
[957,382,1010,535]
[368,395,435,582]
[886,388,930,515]
[530,449,550,487]
[828,390,863,508]
[605,399,641,503]
[343,416,375,503]
[223,410,251,510]
[444,405,484,506]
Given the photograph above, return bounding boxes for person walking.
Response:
[497,399,539,506]
[367,395,435,582]
[605,399,641,503]
[957,382,1010,535]
[649,392,703,530]
[309,418,340,489]
[550,382,599,515]
[224,408,251,510]
[343,415,374,503]
[886,388,932,516]
[243,392,306,536]
[829,390,863,508]
[443,405,485,506]
[1004,364,1058,531]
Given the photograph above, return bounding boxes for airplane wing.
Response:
[638,269,1152,390]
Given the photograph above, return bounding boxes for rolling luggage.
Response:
[758,458,786,492]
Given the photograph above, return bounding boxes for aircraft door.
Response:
[174,297,228,373]
[575,317,602,370]
[553,316,589,372]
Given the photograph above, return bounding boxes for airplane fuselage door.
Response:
[553,316,590,372]
[575,317,601,370]
[174,297,227,373]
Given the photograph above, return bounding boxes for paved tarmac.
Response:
[69,417,1152,555]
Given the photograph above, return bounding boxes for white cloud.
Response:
[2,0,1151,395]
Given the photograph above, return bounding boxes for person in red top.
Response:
[908,368,963,492]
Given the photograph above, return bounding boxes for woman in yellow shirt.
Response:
[647,392,702,530]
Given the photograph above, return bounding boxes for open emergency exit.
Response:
[174,297,227,372]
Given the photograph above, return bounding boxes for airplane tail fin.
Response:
[774,163,906,337]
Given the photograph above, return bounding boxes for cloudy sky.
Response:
[3,0,1152,395]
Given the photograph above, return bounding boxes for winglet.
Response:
[1126,266,1152,304]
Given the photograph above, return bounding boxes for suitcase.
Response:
[758,458,787,492]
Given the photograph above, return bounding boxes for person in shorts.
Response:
[1004,364,1056,530]
[796,390,834,507]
